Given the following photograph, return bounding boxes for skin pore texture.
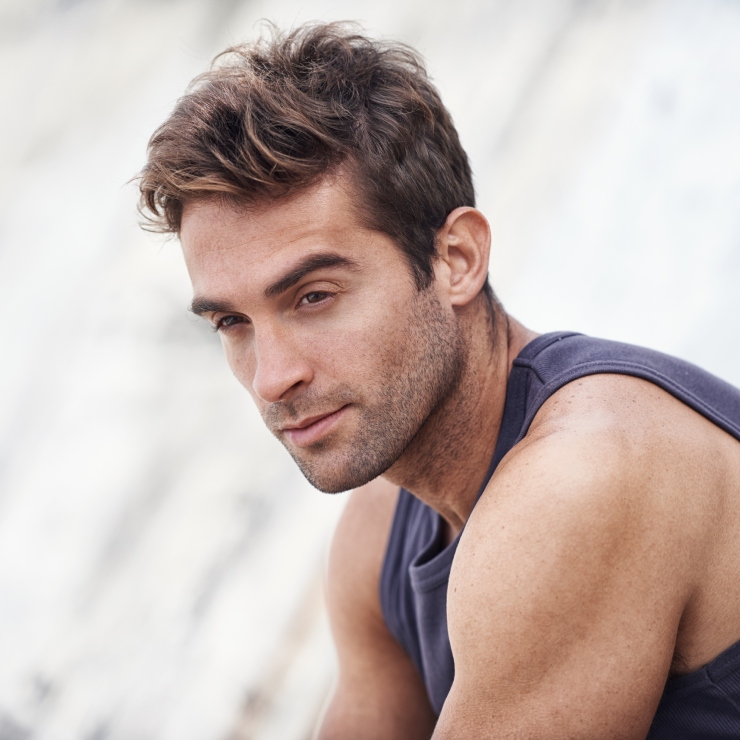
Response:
[180,172,740,740]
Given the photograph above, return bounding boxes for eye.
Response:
[298,291,332,306]
[214,314,246,332]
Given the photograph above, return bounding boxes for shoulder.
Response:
[438,375,714,735]
[528,369,727,448]
[321,478,438,738]
[450,372,722,649]
[512,370,731,504]
[327,476,400,623]
[462,373,720,574]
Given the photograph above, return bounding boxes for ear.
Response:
[435,207,491,308]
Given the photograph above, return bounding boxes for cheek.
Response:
[315,300,409,379]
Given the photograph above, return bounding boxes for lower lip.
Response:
[283,406,349,448]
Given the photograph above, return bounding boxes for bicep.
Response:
[319,479,436,740]
[435,440,690,740]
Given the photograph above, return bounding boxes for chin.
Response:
[296,462,377,494]
[291,448,393,494]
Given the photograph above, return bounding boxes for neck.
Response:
[383,308,537,539]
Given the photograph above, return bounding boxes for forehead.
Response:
[179,176,399,296]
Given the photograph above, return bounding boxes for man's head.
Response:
[139,21,489,295]
[139,22,498,492]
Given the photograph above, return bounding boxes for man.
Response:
[138,23,740,739]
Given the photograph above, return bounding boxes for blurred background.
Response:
[0,0,739,738]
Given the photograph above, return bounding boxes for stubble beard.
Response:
[265,288,467,493]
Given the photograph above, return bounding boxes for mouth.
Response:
[281,405,350,448]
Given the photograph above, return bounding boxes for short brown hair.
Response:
[139,22,484,293]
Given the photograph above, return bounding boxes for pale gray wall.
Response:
[0,1,738,738]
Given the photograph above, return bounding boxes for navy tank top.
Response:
[380,332,740,738]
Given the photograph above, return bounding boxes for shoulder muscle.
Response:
[326,475,399,629]
[438,382,706,739]
[321,478,436,739]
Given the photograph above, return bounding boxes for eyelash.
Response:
[298,290,332,306]
[213,315,245,332]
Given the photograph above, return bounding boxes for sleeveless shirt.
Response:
[380,332,740,738]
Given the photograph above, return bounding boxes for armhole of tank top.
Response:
[517,360,740,447]
[379,487,413,648]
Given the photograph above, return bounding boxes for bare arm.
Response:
[434,378,712,739]
[319,477,437,740]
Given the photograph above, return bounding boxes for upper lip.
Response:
[280,406,347,431]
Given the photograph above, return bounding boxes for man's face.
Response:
[180,177,465,492]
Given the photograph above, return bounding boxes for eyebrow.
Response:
[263,252,358,299]
[189,297,237,317]
[188,252,358,317]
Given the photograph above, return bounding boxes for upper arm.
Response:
[436,386,704,739]
[319,477,436,740]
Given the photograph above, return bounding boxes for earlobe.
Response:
[437,207,491,308]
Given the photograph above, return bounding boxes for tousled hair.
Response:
[138,21,493,300]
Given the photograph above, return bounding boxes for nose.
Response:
[250,326,313,403]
